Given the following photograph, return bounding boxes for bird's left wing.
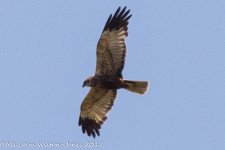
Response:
[79,87,117,138]
[95,7,132,77]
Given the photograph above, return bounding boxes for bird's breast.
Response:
[93,76,123,89]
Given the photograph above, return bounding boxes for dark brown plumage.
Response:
[78,6,148,138]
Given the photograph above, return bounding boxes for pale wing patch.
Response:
[107,28,127,75]
[96,28,127,76]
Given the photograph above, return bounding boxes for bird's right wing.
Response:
[79,87,117,138]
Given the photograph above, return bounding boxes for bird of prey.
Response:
[78,6,148,138]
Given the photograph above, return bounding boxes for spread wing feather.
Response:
[79,88,117,138]
[96,7,132,77]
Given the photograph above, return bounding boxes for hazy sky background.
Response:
[0,0,225,149]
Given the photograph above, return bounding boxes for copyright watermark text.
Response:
[0,141,104,148]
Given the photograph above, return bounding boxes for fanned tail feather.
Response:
[123,80,148,94]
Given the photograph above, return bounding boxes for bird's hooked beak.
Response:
[82,82,86,88]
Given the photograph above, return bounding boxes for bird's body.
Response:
[83,75,123,89]
[78,7,149,138]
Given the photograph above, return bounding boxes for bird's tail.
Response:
[123,80,148,94]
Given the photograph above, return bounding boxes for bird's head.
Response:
[82,76,94,87]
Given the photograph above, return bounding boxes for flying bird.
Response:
[78,6,148,138]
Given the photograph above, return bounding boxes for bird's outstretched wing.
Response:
[79,88,117,138]
[96,7,132,77]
